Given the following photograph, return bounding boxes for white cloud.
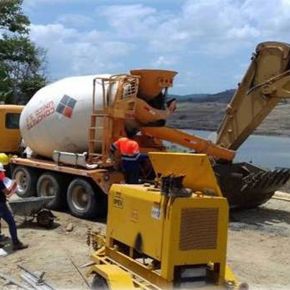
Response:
[30,24,133,80]
[152,55,178,67]
[25,0,91,7]
[98,0,290,55]
[57,14,94,28]
[26,0,290,93]
[100,4,158,39]
[30,24,78,44]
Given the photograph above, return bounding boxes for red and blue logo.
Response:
[56,95,77,118]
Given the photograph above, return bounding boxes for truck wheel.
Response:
[37,172,65,209]
[91,273,108,290]
[67,178,98,219]
[12,166,37,197]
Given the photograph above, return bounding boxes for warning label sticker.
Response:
[151,205,161,220]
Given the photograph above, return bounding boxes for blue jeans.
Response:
[0,203,18,244]
[121,159,140,184]
[124,170,140,184]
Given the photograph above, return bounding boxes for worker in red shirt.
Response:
[110,129,147,184]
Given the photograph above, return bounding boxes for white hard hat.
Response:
[0,163,6,172]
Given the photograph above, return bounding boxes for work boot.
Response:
[12,241,28,251]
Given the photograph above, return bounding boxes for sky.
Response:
[23,0,290,95]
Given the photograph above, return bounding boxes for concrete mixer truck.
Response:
[0,69,235,218]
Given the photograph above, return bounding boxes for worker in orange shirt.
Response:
[110,129,147,184]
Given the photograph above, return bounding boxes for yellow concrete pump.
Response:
[87,153,247,290]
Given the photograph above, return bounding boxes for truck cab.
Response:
[0,104,23,153]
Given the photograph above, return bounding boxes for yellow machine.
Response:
[87,153,246,289]
[0,104,23,153]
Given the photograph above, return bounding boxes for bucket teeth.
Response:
[214,162,290,209]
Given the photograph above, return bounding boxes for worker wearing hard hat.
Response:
[0,163,28,251]
[110,129,148,184]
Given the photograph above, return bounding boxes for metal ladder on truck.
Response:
[88,74,139,164]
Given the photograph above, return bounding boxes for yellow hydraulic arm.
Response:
[141,126,235,161]
[216,41,290,150]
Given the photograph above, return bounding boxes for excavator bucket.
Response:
[214,162,290,208]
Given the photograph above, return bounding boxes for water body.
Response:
[179,130,290,169]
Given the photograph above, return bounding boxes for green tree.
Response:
[0,0,46,104]
[0,65,12,101]
[0,0,29,33]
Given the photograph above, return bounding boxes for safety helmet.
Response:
[0,153,9,165]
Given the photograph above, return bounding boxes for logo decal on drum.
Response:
[26,101,55,130]
[56,95,77,118]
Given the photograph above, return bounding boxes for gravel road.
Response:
[0,194,289,290]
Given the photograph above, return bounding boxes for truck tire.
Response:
[12,166,37,197]
[37,172,65,209]
[67,178,99,219]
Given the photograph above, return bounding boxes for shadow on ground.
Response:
[230,206,290,225]
[16,218,61,230]
[230,205,290,236]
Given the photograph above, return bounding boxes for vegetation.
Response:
[0,0,46,104]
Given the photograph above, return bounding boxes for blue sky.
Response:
[23,0,290,94]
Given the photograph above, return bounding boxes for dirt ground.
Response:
[0,193,290,290]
